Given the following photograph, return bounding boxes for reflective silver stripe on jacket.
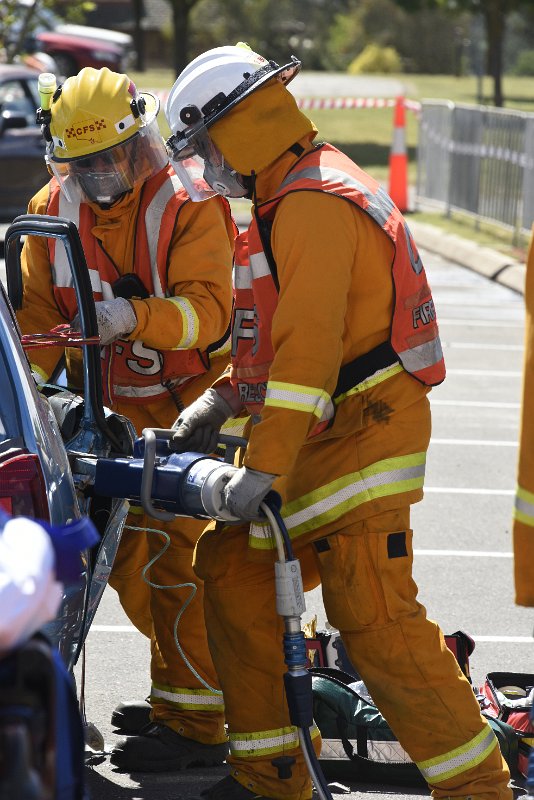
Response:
[279,164,395,228]
[397,339,444,371]
[54,192,113,298]
[234,250,271,290]
[144,173,183,298]
[112,382,167,398]
[514,484,534,526]
[249,452,426,547]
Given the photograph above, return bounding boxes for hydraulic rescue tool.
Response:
[94,428,334,800]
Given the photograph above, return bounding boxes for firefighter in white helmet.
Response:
[16,66,236,772]
[165,44,512,800]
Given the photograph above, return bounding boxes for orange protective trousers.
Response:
[194,510,512,800]
[107,363,227,745]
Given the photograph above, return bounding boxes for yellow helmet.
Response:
[42,67,168,204]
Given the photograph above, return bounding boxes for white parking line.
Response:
[89,626,534,643]
[431,400,520,408]
[430,438,517,446]
[425,487,514,495]
[414,549,512,557]
[442,342,523,351]
[446,368,522,377]
[439,319,524,327]
[472,636,534,643]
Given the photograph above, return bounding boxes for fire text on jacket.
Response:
[412,299,436,328]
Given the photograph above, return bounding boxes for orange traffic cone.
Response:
[388,96,408,213]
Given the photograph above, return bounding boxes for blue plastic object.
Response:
[0,509,99,582]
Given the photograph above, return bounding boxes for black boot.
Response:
[109,722,229,772]
[110,699,152,734]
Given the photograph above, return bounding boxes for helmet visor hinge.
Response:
[179,105,203,125]
[200,93,227,118]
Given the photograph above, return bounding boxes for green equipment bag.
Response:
[311,667,520,786]
[311,667,425,786]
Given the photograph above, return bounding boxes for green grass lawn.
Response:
[133,69,534,261]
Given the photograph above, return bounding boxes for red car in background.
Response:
[35,18,136,77]
[10,2,136,78]
[35,27,132,77]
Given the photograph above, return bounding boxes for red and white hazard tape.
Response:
[153,90,421,114]
[297,97,421,113]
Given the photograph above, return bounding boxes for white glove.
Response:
[171,388,234,454]
[72,298,137,346]
[222,466,276,521]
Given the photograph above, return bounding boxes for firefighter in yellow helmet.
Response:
[164,45,513,800]
[17,66,236,771]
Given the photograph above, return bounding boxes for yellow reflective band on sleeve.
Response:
[220,417,249,439]
[265,381,330,419]
[209,337,232,358]
[168,296,200,349]
[416,725,497,784]
[514,485,534,527]
[249,452,426,548]
[334,363,404,403]
[30,363,49,383]
[229,724,320,758]
[151,683,224,712]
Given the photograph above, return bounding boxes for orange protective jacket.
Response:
[18,167,236,416]
[46,168,229,406]
[231,144,444,422]
[215,139,441,554]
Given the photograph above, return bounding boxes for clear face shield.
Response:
[48,116,169,205]
[166,125,247,202]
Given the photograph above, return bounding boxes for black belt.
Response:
[333,341,398,399]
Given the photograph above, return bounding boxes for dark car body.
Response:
[35,29,131,77]
[0,64,48,221]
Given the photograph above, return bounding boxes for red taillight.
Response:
[0,453,50,521]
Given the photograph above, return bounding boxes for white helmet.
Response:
[164,44,301,201]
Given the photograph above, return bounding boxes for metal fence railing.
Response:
[416,100,534,237]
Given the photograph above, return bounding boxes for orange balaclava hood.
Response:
[209,78,317,176]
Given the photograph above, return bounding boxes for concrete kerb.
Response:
[408,219,526,296]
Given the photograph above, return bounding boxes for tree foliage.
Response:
[0,0,93,63]
[150,0,534,101]
[394,0,534,105]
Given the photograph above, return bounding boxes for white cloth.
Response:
[0,517,62,655]
[72,297,137,346]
